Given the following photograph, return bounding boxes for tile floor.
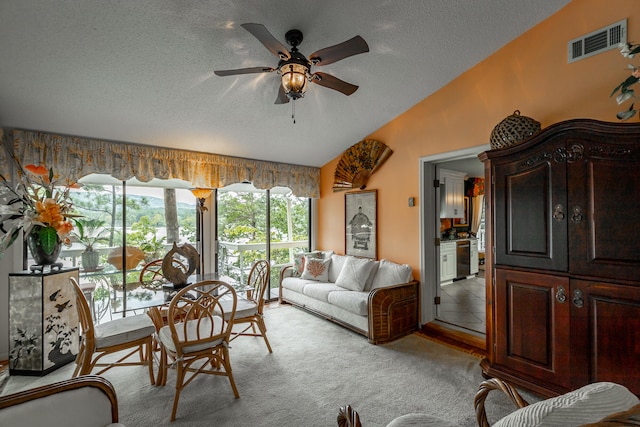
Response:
[437,273,486,335]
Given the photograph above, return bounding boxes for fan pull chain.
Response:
[291,99,296,124]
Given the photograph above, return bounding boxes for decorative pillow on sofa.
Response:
[369,259,413,291]
[493,382,640,427]
[300,256,331,282]
[329,254,349,283]
[335,256,376,291]
[293,251,322,277]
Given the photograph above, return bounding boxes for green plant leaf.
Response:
[38,226,58,255]
[616,103,637,121]
[616,89,634,105]
[611,75,639,97]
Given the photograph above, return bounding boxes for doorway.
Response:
[419,146,488,345]
[436,158,485,335]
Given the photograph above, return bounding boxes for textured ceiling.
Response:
[0,0,571,168]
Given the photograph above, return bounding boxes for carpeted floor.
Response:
[1,305,538,426]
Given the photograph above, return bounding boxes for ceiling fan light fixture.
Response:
[280,62,309,99]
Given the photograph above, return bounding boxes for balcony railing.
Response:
[218,240,308,284]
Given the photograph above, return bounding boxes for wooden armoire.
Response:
[479,119,640,398]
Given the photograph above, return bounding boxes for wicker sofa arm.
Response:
[474,378,529,427]
[368,280,419,344]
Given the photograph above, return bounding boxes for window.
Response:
[45,175,196,321]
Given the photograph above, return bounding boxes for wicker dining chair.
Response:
[218,259,273,352]
[157,280,239,421]
[139,258,188,287]
[69,277,156,384]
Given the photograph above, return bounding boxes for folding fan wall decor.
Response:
[333,139,393,192]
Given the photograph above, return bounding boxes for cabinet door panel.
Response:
[571,279,640,395]
[494,143,568,271]
[569,151,640,281]
[495,269,571,388]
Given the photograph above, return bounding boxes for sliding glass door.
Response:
[217,183,310,300]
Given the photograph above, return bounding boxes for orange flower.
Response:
[35,199,64,225]
[25,164,49,176]
[57,221,74,238]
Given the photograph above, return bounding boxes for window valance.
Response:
[2,129,320,198]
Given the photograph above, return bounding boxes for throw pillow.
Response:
[369,259,413,290]
[300,256,331,282]
[293,251,322,277]
[329,254,349,283]
[493,382,640,427]
[335,256,376,291]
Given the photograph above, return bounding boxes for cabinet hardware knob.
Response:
[556,286,567,303]
[571,206,583,223]
[553,204,565,221]
[572,289,584,308]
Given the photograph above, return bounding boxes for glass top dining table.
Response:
[111,272,244,314]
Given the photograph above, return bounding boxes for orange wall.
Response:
[317,0,639,281]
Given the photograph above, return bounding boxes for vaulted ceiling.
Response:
[0,1,571,168]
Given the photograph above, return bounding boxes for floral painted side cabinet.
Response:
[9,267,80,375]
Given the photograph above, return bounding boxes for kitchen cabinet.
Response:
[480,119,640,397]
[439,169,465,219]
[440,241,457,283]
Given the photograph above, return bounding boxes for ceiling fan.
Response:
[214,23,369,105]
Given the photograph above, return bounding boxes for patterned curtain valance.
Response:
[4,129,320,198]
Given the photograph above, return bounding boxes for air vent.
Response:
[568,19,627,63]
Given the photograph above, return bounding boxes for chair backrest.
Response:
[0,375,119,427]
[167,280,237,356]
[247,260,270,312]
[70,277,96,349]
[139,258,188,287]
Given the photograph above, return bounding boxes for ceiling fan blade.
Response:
[309,35,369,66]
[275,83,290,104]
[241,23,291,60]
[312,72,359,96]
[214,67,275,77]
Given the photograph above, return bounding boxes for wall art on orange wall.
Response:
[345,190,377,259]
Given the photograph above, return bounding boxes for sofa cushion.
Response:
[580,402,640,426]
[493,382,640,427]
[329,254,349,283]
[281,277,315,294]
[335,256,377,291]
[370,259,413,290]
[300,256,331,281]
[303,283,347,302]
[328,290,369,316]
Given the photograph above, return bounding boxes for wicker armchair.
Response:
[338,378,640,427]
[0,375,122,427]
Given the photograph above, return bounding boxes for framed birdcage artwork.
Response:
[345,190,377,259]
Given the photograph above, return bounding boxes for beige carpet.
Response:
[2,305,537,426]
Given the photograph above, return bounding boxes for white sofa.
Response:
[0,375,123,427]
[280,252,419,344]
